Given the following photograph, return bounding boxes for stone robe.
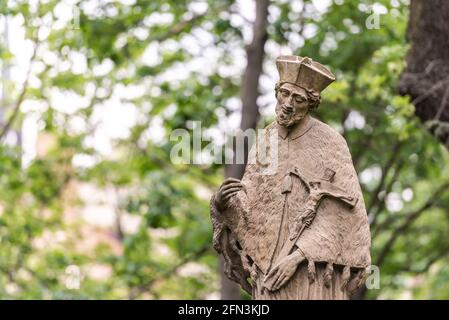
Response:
[210,114,371,299]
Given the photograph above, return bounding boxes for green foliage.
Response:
[1,0,449,300]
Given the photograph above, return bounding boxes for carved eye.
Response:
[281,90,289,98]
[295,96,306,103]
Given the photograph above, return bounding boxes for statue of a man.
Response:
[210,55,371,300]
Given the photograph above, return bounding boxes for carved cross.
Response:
[274,166,357,266]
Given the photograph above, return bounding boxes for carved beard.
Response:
[275,103,307,128]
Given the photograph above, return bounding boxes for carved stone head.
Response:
[275,82,319,127]
[274,55,336,128]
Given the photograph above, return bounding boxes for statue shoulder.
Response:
[253,121,280,139]
[310,117,349,147]
[265,121,278,131]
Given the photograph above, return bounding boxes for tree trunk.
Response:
[399,0,449,146]
[353,2,449,300]
[220,0,269,299]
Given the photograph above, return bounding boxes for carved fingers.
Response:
[215,178,244,210]
[265,265,296,291]
[272,266,296,291]
[223,186,241,199]
[263,265,280,291]
[222,177,241,185]
[263,255,300,292]
[264,265,278,282]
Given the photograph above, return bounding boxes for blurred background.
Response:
[1,0,449,299]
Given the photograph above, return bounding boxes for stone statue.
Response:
[210,55,371,300]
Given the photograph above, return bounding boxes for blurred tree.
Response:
[399,0,449,148]
[221,0,269,300]
[1,0,449,300]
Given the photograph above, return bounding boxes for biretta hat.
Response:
[276,55,336,93]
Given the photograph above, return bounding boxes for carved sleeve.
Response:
[210,193,252,294]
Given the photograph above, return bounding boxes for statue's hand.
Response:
[263,251,305,292]
[215,178,244,211]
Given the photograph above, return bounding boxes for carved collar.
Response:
[277,114,315,140]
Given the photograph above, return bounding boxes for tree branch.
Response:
[0,37,40,142]
[375,181,449,267]
[400,246,449,273]
[366,141,403,216]
[148,3,230,43]
[370,159,406,231]
[351,113,381,171]
[128,245,211,299]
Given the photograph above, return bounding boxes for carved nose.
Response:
[282,105,293,114]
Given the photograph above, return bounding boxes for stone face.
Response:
[211,55,371,300]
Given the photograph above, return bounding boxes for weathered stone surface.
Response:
[211,55,371,300]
